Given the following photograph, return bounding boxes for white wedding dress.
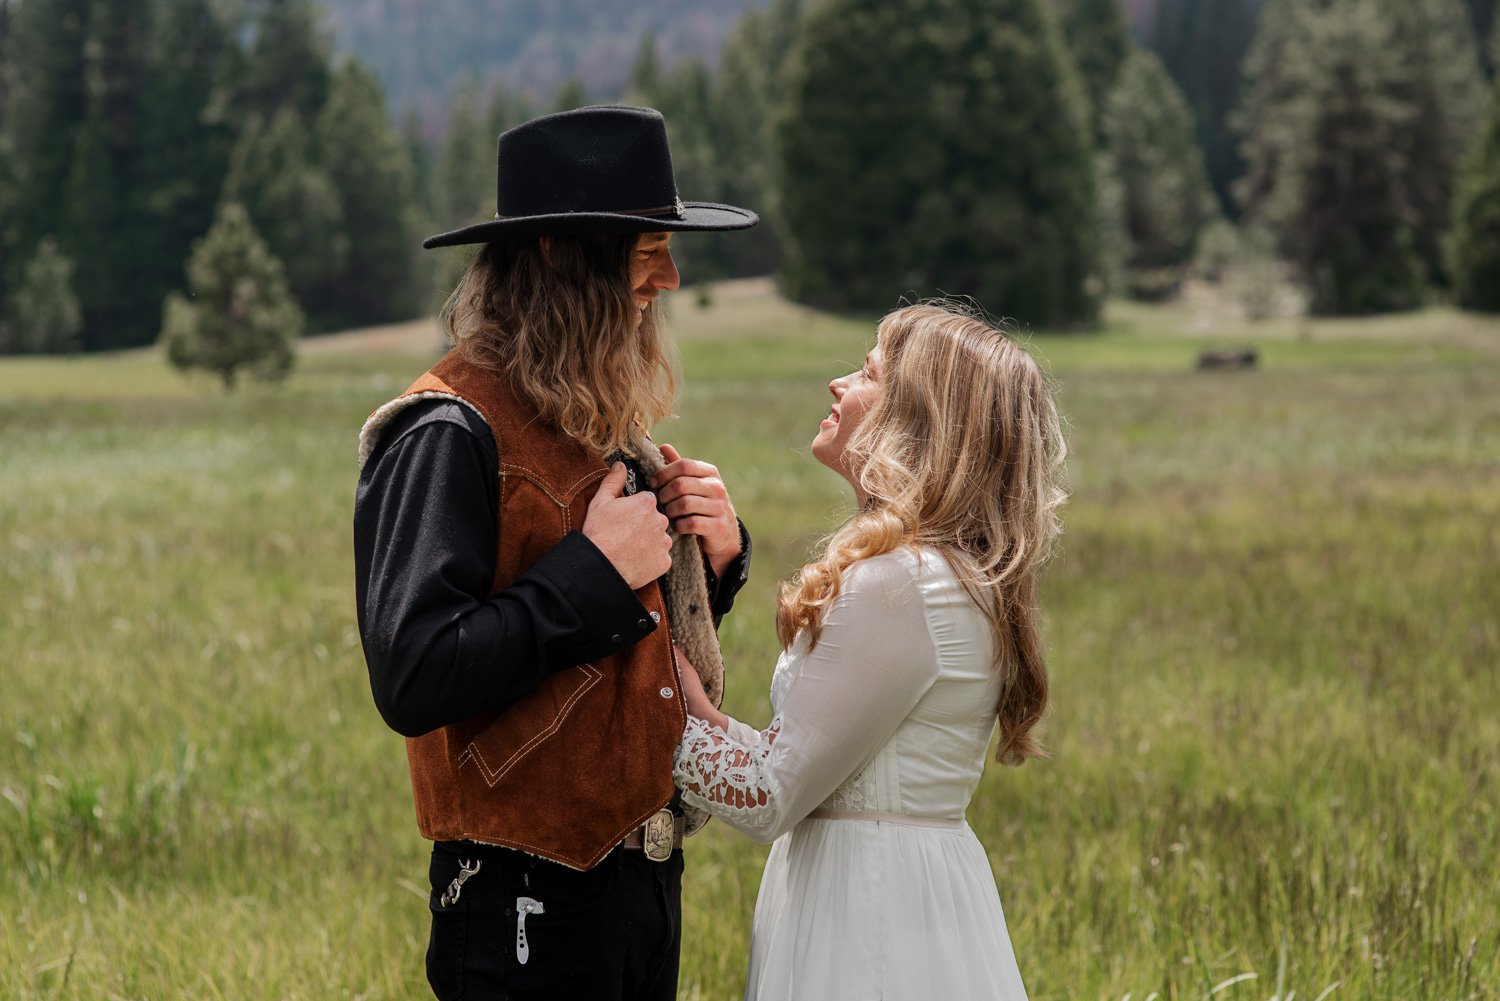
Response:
[674,546,1030,1001]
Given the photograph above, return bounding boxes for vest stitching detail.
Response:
[456,665,605,786]
[496,462,607,507]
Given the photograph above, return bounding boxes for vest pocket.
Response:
[456,663,604,786]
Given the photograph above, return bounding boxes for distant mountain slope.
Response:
[317,0,1170,131]
[1123,0,1156,30]
[317,0,766,126]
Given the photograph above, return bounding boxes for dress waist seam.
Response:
[806,808,964,830]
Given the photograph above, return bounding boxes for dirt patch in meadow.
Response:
[292,277,799,355]
[667,277,833,341]
[1138,278,1500,356]
[295,278,1500,358]
[297,317,446,355]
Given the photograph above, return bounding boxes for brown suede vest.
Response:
[362,351,686,870]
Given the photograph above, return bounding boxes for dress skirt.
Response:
[744,815,1029,1001]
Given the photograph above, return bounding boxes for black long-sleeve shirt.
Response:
[353,399,750,738]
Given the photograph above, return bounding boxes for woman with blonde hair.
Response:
[674,301,1067,1000]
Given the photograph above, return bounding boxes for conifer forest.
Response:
[2,2,1499,999]
[3,0,1499,360]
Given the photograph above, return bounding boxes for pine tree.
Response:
[1103,49,1218,297]
[625,29,777,282]
[484,80,532,149]
[425,74,494,298]
[40,0,170,349]
[1472,0,1497,75]
[1,0,367,349]
[239,0,331,127]
[436,73,492,231]
[1450,74,1500,310]
[779,0,1100,326]
[625,39,723,279]
[1053,0,1134,144]
[1239,1,1426,313]
[2,0,240,350]
[127,0,236,348]
[645,58,719,225]
[1380,0,1486,286]
[309,60,420,329]
[1149,0,1262,215]
[628,33,663,103]
[1239,0,1482,310]
[551,78,588,114]
[0,0,91,320]
[1233,0,1329,217]
[221,106,347,315]
[691,0,804,279]
[58,103,123,347]
[2,237,83,354]
[160,202,300,390]
[401,108,438,231]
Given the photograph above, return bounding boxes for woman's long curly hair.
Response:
[440,233,677,455]
[775,301,1068,764]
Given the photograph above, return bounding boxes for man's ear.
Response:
[538,235,555,268]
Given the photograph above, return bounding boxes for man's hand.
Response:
[651,444,741,579]
[583,462,673,590]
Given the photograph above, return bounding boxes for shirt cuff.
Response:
[705,519,751,621]
[525,530,658,663]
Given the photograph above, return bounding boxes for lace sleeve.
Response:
[672,551,942,843]
[674,713,788,837]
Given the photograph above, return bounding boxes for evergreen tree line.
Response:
[1232,0,1493,313]
[555,0,1498,324]
[0,0,421,357]
[3,0,1500,367]
[625,0,1500,321]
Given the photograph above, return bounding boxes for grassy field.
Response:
[1,281,1497,999]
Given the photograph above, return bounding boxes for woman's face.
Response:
[811,345,884,481]
[629,232,679,326]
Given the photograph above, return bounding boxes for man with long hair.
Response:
[354,106,757,1000]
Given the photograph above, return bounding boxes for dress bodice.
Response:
[673,546,1032,1000]
[784,549,1002,819]
[675,547,1003,841]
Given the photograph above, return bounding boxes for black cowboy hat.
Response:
[422,104,758,248]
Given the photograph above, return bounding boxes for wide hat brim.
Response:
[422,201,758,249]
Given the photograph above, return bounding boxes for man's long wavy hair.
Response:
[775,302,1068,765]
[441,233,676,455]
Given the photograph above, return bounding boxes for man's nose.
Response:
[654,252,680,291]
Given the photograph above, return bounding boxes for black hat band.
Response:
[495,197,685,222]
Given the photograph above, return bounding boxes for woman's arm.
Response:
[672,552,941,842]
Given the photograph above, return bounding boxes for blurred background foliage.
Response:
[2,0,1499,368]
[3,1,1499,996]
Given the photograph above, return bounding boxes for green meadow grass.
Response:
[2,285,1497,999]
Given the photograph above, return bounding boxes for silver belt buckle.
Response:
[642,808,675,862]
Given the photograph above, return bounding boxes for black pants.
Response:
[425,839,683,1001]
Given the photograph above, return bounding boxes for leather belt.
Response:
[620,808,684,862]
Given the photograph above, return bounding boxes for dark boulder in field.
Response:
[1196,347,1258,371]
